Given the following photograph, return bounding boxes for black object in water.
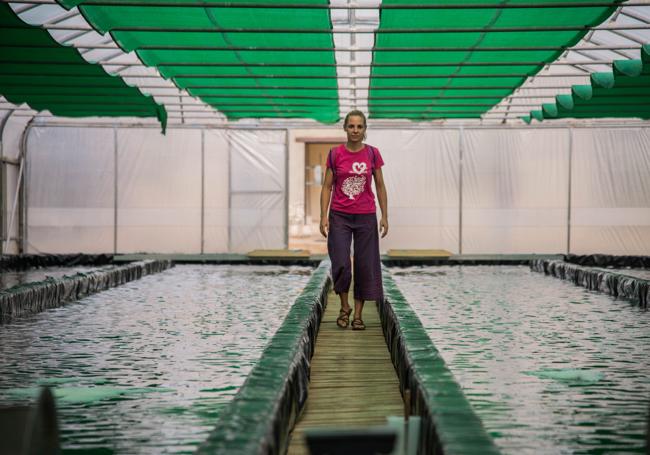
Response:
[0,387,60,454]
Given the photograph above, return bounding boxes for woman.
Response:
[319,110,388,331]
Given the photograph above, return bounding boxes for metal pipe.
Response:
[9,118,650,129]
[200,129,205,254]
[458,125,464,255]
[2,0,644,9]
[0,109,16,252]
[1,43,644,52]
[227,130,232,253]
[1,94,578,100]
[283,129,289,249]
[0,72,592,79]
[5,118,33,254]
[4,24,649,33]
[566,128,573,255]
[0,60,631,67]
[113,126,118,254]
[1,157,21,165]
[0,84,581,91]
[171,73,593,79]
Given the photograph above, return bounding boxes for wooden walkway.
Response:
[287,289,405,455]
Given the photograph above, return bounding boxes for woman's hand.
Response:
[320,217,329,238]
[380,217,389,238]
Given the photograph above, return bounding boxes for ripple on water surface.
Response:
[390,265,650,454]
[0,265,312,454]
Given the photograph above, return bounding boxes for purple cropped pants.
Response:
[327,210,383,301]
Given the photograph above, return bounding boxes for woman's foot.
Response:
[351,318,366,331]
[336,307,352,328]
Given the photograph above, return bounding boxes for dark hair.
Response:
[343,110,367,128]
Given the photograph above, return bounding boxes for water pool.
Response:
[0,264,312,454]
[391,265,650,454]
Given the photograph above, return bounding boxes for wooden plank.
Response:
[246,249,311,258]
[387,248,452,258]
[286,289,404,455]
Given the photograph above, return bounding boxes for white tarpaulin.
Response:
[22,126,285,254]
[7,123,650,255]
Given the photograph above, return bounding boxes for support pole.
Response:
[284,129,289,249]
[114,127,118,254]
[567,128,573,255]
[458,126,464,255]
[201,129,205,254]
[227,130,232,253]
[6,119,33,254]
[0,110,15,253]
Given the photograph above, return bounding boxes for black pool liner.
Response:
[379,269,501,455]
[565,254,650,268]
[197,260,330,455]
[0,260,173,322]
[531,259,650,307]
[0,254,114,272]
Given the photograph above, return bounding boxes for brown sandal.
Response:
[336,308,352,328]
[351,318,366,331]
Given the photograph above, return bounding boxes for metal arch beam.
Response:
[605,27,649,44]
[620,8,650,24]
[2,114,35,254]
[12,2,39,14]
[581,34,639,60]
[42,7,81,26]
[0,109,16,253]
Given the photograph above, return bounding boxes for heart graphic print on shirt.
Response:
[342,161,367,200]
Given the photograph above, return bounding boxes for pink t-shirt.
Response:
[327,144,385,214]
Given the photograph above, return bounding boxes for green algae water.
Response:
[390,265,650,454]
[0,265,312,454]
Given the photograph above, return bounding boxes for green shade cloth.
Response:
[522,43,650,123]
[60,0,339,123]
[0,4,167,131]
[370,0,620,120]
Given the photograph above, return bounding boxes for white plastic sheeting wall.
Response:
[229,130,287,252]
[571,128,650,255]
[462,129,569,254]
[9,123,650,255]
[371,129,460,254]
[28,127,114,253]
[366,127,649,255]
[24,126,285,254]
[369,127,650,255]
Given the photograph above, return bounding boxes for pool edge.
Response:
[0,259,174,323]
[531,259,649,307]
[379,268,502,455]
[197,260,331,455]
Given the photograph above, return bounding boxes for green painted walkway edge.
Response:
[197,260,331,455]
[379,269,501,455]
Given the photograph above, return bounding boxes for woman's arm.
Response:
[319,167,334,237]
[374,167,389,238]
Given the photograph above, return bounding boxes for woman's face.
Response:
[345,115,366,142]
